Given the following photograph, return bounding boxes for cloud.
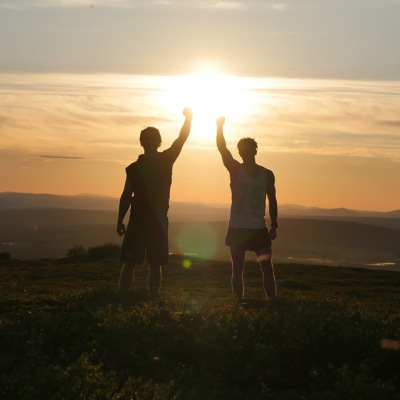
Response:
[38,155,86,160]
[0,0,133,9]
[236,78,400,162]
[269,2,288,10]
[0,73,183,164]
[379,120,400,127]
[204,1,246,9]
[0,0,396,10]
[0,0,268,9]
[372,0,400,5]
[154,0,248,8]
[1,73,400,165]
[261,31,339,36]
[1,72,399,210]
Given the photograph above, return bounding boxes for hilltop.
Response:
[0,256,399,399]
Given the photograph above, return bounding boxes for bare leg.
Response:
[256,247,277,300]
[148,263,162,295]
[230,248,246,303]
[119,262,136,290]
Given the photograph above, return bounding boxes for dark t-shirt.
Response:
[126,152,173,219]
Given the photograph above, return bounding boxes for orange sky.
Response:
[1,73,399,212]
[1,2,400,212]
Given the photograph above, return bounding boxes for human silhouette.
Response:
[117,108,193,293]
[216,116,278,304]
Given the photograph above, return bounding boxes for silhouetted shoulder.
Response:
[264,168,276,195]
[264,167,275,178]
[268,168,275,180]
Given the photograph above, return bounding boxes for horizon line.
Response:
[0,191,399,214]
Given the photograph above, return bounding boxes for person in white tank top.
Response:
[216,116,278,305]
[229,164,269,229]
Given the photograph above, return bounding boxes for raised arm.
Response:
[216,116,238,172]
[166,107,193,163]
[116,177,133,236]
[266,170,278,240]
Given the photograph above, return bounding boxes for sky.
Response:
[0,0,399,212]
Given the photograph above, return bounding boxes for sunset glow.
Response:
[158,67,255,142]
[1,72,399,211]
[1,1,399,212]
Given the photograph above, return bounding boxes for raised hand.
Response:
[183,107,193,119]
[216,116,225,127]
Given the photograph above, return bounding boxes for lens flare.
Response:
[176,223,219,260]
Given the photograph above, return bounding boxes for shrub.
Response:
[87,243,120,260]
[0,251,11,260]
[66,245,87,258]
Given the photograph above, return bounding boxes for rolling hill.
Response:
[1,192,399,267]
[0,208,399,268]
[1,191,399,221]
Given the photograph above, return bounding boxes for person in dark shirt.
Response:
[117,108,193,293]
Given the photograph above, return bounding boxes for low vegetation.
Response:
[2,209,400,266]
[0,255,399,399]
[0,251,11,261]
[65,243,121,262]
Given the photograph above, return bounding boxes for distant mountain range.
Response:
[1,192,399,219]
[1,208,399,267]
[1,193,399,266]
[0,192,119,211]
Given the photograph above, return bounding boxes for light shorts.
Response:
[225,227,271,251]
[120,214,169,265]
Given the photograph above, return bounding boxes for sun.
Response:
[163,65,255,142]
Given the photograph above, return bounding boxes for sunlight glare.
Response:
[164,67,255,141]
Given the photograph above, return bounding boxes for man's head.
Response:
[140,127,162,150]
[237,137,258,160]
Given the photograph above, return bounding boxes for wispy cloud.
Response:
[0,0,280,9]
[1,0,398,10]
[1,73,399,165]
[1,72,399,209]
[261,31,339,36]
[233,78,400,162]
[379,120,400,127]
[269,2,288,10]
[204,1,246,9]
[0,0,133,9]
[38,155,86,160]
[0,73,182,164]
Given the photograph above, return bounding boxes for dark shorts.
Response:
[225,227,271,251]
[120,214,169,265]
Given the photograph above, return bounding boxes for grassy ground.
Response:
[1,256,399,399]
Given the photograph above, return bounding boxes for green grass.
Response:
[1,256,399,399]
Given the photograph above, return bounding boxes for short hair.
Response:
[140,126,162,148]
[237,137,258,152]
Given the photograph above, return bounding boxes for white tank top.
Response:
[229,166,268,228]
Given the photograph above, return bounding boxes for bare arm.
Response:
[267,171,278,240]
[165,107,193,163]
[116,177,133,236]
[216,116,239,172]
